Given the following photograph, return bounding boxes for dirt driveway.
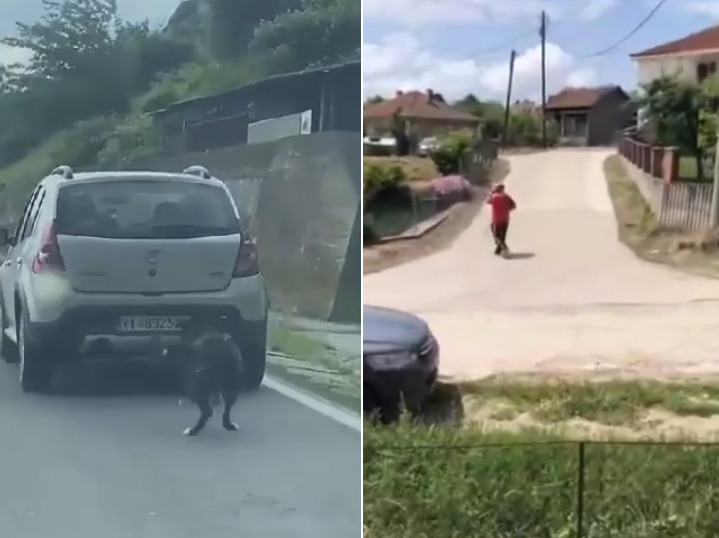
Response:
[363,149,719,381]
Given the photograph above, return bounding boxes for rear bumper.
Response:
[24,304,268,360]
[22,273,267,325]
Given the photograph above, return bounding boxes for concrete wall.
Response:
[126,131,361,322]
[635,52,719,86]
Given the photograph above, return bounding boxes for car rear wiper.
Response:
[150,224,238,236]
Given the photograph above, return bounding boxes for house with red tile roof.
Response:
[363,89,479,137]
[545,86,632,146]
[631,24,719,86]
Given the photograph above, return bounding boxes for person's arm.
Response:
[508,196,516,210]
[485,192,494,205]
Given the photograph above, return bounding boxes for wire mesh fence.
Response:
[363,440,719,537]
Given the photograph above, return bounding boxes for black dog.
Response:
[177,328,244,436]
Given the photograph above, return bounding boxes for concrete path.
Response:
[364,149,719,380]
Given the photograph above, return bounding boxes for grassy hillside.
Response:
[0,0,359,200]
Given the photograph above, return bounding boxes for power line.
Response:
[469,29,536,56]
[571,0,669,58]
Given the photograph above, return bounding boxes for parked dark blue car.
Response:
[363,305,439,423]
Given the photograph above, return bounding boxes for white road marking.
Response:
[263,375,361,433]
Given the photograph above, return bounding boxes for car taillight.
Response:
[31,221,65,273]
[232,239,259,277]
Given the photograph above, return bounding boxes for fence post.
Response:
[576,441,586,538]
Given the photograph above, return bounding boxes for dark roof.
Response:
[545,86,628,110]
[631,24,719,58]
[363,90,479,123]
[153,60,360,116]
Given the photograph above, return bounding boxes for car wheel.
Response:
[0,302,18,364]
[363,384,382,422]
[235,327,267,391]
[242,338,267,391]
[18,309,53,393]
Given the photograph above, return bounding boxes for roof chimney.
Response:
[396,90,403,97]
[426,88,434,101]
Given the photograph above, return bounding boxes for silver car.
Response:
[0,165,268,393]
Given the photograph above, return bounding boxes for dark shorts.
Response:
[491,221,509,244]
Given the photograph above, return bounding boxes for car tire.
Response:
[242,336,267,392]
[363,384,381,422]
[235,325,267,391]
[18,309,54,393]
[0,302,18,364]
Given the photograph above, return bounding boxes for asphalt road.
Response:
[0,360,360,538]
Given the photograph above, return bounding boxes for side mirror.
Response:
[0,228,9,247]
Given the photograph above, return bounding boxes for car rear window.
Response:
[55,179,242,239]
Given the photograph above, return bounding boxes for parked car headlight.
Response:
[364,350,418,370]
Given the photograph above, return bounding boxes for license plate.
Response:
[118,316,188,332]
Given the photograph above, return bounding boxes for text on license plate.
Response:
[118,316,188,332]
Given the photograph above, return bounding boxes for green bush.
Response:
[430,130,474,175]
[363,221,378,245]
[364,421,719,538]
[363,162,407,204]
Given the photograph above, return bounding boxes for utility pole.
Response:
[540,11,547,148]
[503,49,516,146]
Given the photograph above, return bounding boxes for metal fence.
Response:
[659,180,713,229]
[620,155,713,230]
[618,138,715,231]
[364,440,719,537]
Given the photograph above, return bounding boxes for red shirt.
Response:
[487,192,515,223]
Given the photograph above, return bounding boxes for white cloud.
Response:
[576,0,617,21]
[363,0,617,26]
[684,0,719,17]
[363,33,598,101]
[0,44,32,67]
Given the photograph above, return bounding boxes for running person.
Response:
[486,184,516,256]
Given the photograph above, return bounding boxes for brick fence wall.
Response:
[617,136,713,231]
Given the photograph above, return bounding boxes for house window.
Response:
[698,61,717,83]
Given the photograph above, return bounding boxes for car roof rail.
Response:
[50,165,74,179]
[182,165,212,179]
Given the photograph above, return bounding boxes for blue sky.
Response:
[363,0,719,101]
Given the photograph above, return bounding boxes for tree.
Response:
[454,94,504,140]
[248,0,360,75]
[390,112,410,156]
[0,0,357,170]
[206,0,301,61]
[2,0,130,133]
[637,77,706,178]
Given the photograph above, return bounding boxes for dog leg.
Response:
[183,399,213,436]
[221,391,239,431]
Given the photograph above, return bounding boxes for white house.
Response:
[631,24,719,86]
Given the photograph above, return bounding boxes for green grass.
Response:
[364,380,719,537]
[364,420,719,538]
[678,155,713,182]
[460,379,719,425]
[605,156,657,237]
[267,322,360,411]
